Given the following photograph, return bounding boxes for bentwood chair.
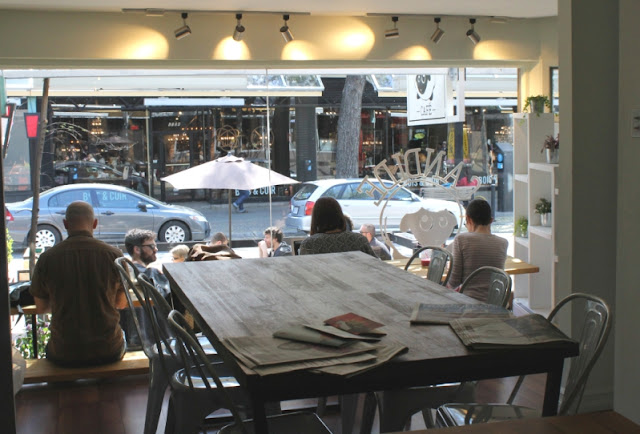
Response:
[435,293,612,427]
[459,266,512,308]
[114,258,218,434]
[404,246,453,286]
[167,310,333,434]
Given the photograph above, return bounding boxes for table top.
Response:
[164,252,575,401]
[387,255,539,278]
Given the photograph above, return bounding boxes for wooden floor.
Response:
[14,372,546,434]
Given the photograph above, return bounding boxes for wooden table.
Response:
[388,255,539,279]
[164,252,576,434]
[390,411,640,434]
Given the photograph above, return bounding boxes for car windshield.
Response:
[293,184,318,201]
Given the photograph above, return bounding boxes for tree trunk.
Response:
[335,76,366,178]
[28,78,49,273]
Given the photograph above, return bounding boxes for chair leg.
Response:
[144,359,170,434]
[317,396,327,417]
[359,392,378,434]
[340,394,359,434]
[165,390,221,434]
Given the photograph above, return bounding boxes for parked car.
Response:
[285,178,463,233]
[6,183,210,249]
[54,161,148,193]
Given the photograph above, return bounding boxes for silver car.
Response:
[285,178,463,233]
[6,183,210,249]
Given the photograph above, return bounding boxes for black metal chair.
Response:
[459,266,512,307]
[436,293,612,427]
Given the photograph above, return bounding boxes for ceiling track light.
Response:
[280,14,294,43]
[466,18,481,45]
[174,12,192,40]
[430,17,445,44]
[233,13,245,41]
[385,16,400,39]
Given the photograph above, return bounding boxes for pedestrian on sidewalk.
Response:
[233,189,250,213]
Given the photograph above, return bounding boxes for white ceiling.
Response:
[0,0,556,19]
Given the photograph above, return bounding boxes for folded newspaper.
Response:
[273,325,352,348]
[450,314,575,350]
[410,303,512,325]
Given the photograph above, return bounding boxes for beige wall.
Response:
[0,10,553,71]
[615,0,640,421]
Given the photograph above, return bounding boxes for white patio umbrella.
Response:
[161,155,298,242]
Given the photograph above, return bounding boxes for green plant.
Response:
[15,314,51,359]
[542,134,559,152]
[535,198,552,215]
[514,216,528,238]
[6,228,13,263]
[523,95,552,115]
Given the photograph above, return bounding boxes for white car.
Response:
[285,178,463,233]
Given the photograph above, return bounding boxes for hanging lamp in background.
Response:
[280,14,294,43]
[174,12,191,39]
[385,16,399,39]
[466,18,480,44]
[430,17,445,43]
[233,13,245,41]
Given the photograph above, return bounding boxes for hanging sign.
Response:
[407,69,466,126]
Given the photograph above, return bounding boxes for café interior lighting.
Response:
[385,16,400,39]
[233,13,245,41]
[174,12,192,40]
[430,17,445,44]
[280,14,294,43]
[466,18,480,45]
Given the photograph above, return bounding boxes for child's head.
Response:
[466,199,493,226]
[170,244,189,262]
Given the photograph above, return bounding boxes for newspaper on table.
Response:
[273,325,352,348]
[251,351,377,376]
[410,303,513,325]
[223,336,375,368]
[313,341,408,377]
[303,324,382,342]
[450,314,575,350]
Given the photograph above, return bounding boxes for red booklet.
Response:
[324,312,387,337]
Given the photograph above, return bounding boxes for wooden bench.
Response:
[23,350,149,384]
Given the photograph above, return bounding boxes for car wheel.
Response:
[35,225,61,249]
[159,221,190,243]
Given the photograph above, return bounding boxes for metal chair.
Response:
[404,246,453,286]
[114,257,217,434]
[459,266,512,308]
[435,293,612,427]
[167,310,333,434]
[357,266,510,433]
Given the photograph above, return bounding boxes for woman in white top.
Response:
[447,199,508,301]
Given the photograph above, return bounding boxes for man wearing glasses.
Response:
[123,229,170,299]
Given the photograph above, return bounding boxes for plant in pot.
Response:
[542,133,559,163]
[535,198,552,227]
[514,216,528,238]
[523,95,551,116]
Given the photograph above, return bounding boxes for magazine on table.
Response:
[324,312,387,337]
[410,303,512,325]
[450,314,575,350]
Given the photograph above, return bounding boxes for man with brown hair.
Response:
[30,201,127,366]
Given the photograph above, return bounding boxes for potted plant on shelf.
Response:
[535,198,552,227]
[542,133,559,163]
[523,95,551,115]
[514,216,528,238]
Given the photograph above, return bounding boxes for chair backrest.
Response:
[459,266,511,307]
[506,293,612,415]
[548,293,611,415]
[167,310,248,432]
[405,246,453,286]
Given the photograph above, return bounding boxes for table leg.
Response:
[542,359,564,416]
[251,394,268,434]
[30,314,38,358]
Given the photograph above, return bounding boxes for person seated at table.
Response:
[259,226,293,257]
[447,198,508,301]
[170,244,189,262]
[29,201,127,366]
[208,231,229,247]
[299,197,377,258]
[359,223,392,260]
[124,229,171,299]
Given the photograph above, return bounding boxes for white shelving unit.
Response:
[512,113,558,313]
